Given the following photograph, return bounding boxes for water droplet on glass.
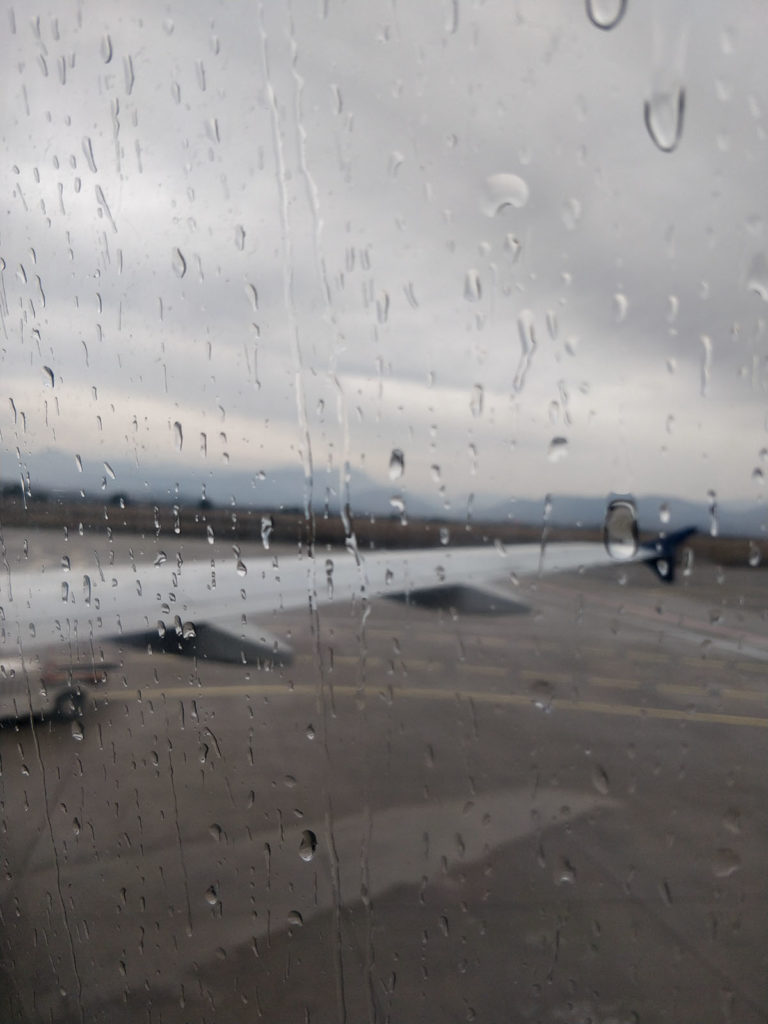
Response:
[299,829,317,862]
[388,448,405,481]
[585,0,626,30]
[748,541,761,567]
[591,764,610,795]
[483,172,529,215]
[100,33,113,63]
[470,384,484,418]
[464,269,482,302]
[209,823,222,842]
[261,515,273,549]
[287,910,304,927]
[75,453,83,472]
[659,503,670,524]
[206,524,214,544]
[712,848,741,878]
[613,292,628,323]
[204,885,219,905]
[172,248,187,278]
[42,366,55,388]
[71,719,84,741]
[681,547,694,577]
[604,499,638,559]
[173,421,183,452]
[234,225,245,251]
[547,437,569,463]
[708,490,719,537]
[561,197,582,230]
[644,87,685,153]
[530,678,554,712]
[104,461,116,480]
[236,560,247,578]
[439,526,450,545]
[554,858,576,885]
[722,807,741,834]
[746,252,768,302]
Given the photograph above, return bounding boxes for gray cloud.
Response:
[1,0,767,514]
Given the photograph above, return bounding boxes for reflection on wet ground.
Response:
[0,531,766,1022]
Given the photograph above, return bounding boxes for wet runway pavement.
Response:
[0,530,766,1022]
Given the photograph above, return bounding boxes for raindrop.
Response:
[82,136,97,173]
[206,524,214,544]
[682,547,694,576]
[236,560,247,578]
[104,461,116,480]
[464,269,482,302]
[204,885,219,905]
[547,437,569,463]
[708,490,719,538]
[75,454,82,472]
[554,858,576,885]
[299,829,317,862]
[585,0,626,30]
[604,498,638,560]
[42,366,55,388]
[71,719,84,741]
[388,448,405,481]
[483,172,529,215]
[644,86,686,153]
[748,541,761,567]
[561,197,582,230]
[100,33,113,63]
[61,555,71,571]
[530,678,554,712]
[470,384,484,418]
[746,252,768,302]
[591,764,610,795]
[659,503,670,524]
[235,225,245,251]
[613,292,628,323]
[287,910,304,927]
[722,807,741,834]
[390,495,406,518]
[173,421,183,452]
[712,848,741,878]
[172,248,187,278]
[208,824,222,842]
[439,526,450,545]
[388,150,404,177]
[260,515,273,549]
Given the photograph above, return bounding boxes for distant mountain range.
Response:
[3,447,767,537]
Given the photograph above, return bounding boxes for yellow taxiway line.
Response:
[99,681,768,729]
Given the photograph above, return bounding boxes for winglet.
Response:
[641,527,696,583]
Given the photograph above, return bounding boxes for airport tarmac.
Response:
[0,527,766,1022]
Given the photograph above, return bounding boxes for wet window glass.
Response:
[1,3,766,1021]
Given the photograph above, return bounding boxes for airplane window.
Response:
[1,3,766,1022]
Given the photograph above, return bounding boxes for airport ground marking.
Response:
[98,682,768,729]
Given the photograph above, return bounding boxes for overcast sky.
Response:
[1,0,767,517]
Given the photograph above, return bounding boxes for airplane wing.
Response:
[0,530,695,670]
